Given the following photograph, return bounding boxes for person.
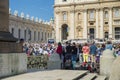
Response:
[105,41,113,50]
[66,42,72,55]
[76,43,83,63]
[96,45,101,63]
[90,42,97,63]
[56,42,63,59]
[71,42,77,69]
[82,43,90,63]
[101,44,105,53]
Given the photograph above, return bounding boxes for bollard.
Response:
[47,53,61,70]
[100,49,115,78]
[109,56,120,80]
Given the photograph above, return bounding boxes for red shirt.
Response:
[56,46,62,54]
[82,46,90,54]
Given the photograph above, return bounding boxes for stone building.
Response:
[9,9,53,43]
[54,0,120,42]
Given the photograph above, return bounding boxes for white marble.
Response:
[0,53,27,78]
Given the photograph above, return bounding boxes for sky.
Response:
[9,0,54,21]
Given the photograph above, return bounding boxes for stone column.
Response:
[96,9,99,38]
[59,27,61,42]
[55,12,60,42]
[100,8,104,39]
[109,7,113,39]
[0,0,27,78]
[83,9,87,39]
[70,10,75,39]
[0,0,9,31]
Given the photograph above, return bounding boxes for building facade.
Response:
[9,10,53,43]
[54,0,120,42]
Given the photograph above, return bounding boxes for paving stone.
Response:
[1,70,88,80]
[95,75,107,80]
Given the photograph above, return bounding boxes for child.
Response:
[96,45,101,63]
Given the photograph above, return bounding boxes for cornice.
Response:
[54,1,120,8]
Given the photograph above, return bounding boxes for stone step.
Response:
[79,73,97,80]
[95,75,107,80]
[2,70,88,80]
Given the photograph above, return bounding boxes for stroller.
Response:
[63,54,72,69]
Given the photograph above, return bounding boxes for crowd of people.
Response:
[56,41,120,71]
[23,40,120,72]
[22,42,56,56]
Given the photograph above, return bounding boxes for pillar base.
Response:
[0,31,18,42]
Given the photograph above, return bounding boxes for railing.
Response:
[27,54,49,70]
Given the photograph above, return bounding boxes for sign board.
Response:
[48,39,55,44]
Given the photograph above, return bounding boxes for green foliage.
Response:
[27,54,49,69]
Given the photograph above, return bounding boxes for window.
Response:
[115,27,120,39]
[18,29,21,40]
[89,28,94,39]
[48,33,49,38]
[90,23,94,25]
[63,12,67,21]
[104,32,109,39]
[89,10,94,19]
[45,32,46,40]
[114,8,119,17]
[42,32,43,41]
[38,32,40,41]
[104,11,108,19]
[29,30,31,41]
[78,13,81,20]
[105,22,108,24]
[34,31,36,41]
[24,30,26,41]
[11,28,14,35]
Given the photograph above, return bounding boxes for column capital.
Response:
[108,7,113,10]
[95,8,99,11]
[82,9,87,13]
[99,7,104,10]
[69,10,75,13]
[55,11,60,14]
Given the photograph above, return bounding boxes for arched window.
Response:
[24,30,26,41]
[29,30,31,41]
[115,27,120,39]
[18,29,21,39]
[78,13,81,20]
[38,32,40,41]
[11,28,14,35]
[104,32,109,39]
[34,31,36,41]
[45,32,46,40]
[42,32,43,41]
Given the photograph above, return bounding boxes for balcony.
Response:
[88,18,95,22]
[113,17,120,21]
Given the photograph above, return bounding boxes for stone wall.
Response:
[0,53,27,78]
[0,42,23,53]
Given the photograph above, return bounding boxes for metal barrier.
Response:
[27,54,49,70]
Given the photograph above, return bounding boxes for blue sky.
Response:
[10,0,54,21]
